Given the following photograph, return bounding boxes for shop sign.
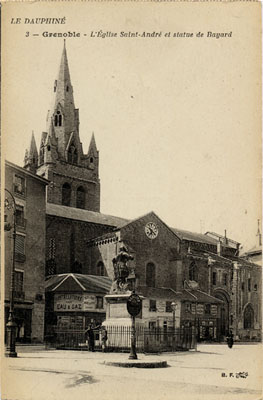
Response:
[54,294,83,311]
[157,300,166,313]
[83,295,96,311]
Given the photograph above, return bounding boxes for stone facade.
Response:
[4,161,48,343]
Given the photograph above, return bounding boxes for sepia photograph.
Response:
[1,2,262,400]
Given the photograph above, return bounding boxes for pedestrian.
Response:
[226,330,234,349]
[85,323,101,352]
[101,326,108,352]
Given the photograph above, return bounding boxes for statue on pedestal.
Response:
[110,246,134,294]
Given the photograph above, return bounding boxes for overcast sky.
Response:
[2,2,261,251]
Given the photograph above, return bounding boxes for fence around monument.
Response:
[46,325,196,352]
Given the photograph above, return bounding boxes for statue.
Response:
[110,246,134,294]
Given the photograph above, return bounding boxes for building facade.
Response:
[4,161,48,342]
[16,42,262,344]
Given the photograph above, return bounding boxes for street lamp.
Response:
[171,302,177,351]
[4,188,17,357]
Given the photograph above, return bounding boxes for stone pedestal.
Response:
[102,293,144,350]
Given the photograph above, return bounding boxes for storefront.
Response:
[44,273,112,341]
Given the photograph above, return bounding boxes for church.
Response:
[18,42,262,344]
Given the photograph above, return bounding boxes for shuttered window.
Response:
[15,235,25,255]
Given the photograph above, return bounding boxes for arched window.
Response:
[189,261,197,281]
[96,261,105,276]
[54,111,62,127]
[146,262,156,287]
[68,144,78,165]
[244,304,254,329]
[62,183,71,206]
[76,186,85,209]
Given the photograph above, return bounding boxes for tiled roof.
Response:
[171,228,218,245]
[45,273,112,294]
[46,203,129,228]
[137,286,223,304]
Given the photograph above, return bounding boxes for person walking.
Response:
[85,323,101,352]
[226,330,234,348]
[101,326,108,352]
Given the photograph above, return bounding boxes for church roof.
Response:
[46,203,129,228]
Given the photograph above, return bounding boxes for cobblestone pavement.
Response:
[2,344,262,400]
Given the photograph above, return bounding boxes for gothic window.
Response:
[76,186,85,209]
[54,111,62,127]
[146,262,156,287]
[68,144,78,165]
[62,183,71,206]
[189,261,197,281]
[96,261,105,276]
[244,304,254,329]
[248,278,251,292]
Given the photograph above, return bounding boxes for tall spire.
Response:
[24,131,38,172]
[53,40,75,110]
[256,219,262,246]
[88,132,98,155]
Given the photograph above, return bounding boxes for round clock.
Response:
[145,222,158,239]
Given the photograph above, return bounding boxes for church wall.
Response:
[46,215,113,275]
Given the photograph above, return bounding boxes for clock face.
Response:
[145,222,158,239]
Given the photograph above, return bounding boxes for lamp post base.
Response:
[5,319,17,358]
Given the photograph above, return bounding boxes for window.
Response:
[15,205,25,228]
[204,304,211,314]
[149,299,157,312]
[14,271,23,293]
[76,186,85,209]
[223,273,228,286]
[96,261,105,276]
[212,271,217,285]
[146,262,156,287]
[96,296,103,309]
[244,304,254,329]
[248,278,251,292]
[54,111,62,127]
[68,144,78,165]
[62,183,71,206]
[189,261,197,281]
[15,234,25,255]
[166,301,173,313]
[254,284,258,291]
[185,302,191,312]
[14,175,25,196]
[241,282,245,291]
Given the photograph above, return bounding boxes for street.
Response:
[1,343,262,400]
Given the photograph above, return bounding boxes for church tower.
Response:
[25,41,100,212]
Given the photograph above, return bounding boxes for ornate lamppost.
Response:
[4,188,17,357]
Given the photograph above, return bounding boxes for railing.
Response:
[46,326,196,353]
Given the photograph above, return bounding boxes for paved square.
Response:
[2,344,262,400]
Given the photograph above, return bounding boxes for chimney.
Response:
[224,230,228,245]
[217,239,222,256]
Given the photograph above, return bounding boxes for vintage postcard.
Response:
[1,2,262,400]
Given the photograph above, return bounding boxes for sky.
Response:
[2,2,262,251]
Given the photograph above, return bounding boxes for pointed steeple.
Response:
[53,40,75,110]
[24,131,38,173]
[46,41,80,160]
[88,132,98,155]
